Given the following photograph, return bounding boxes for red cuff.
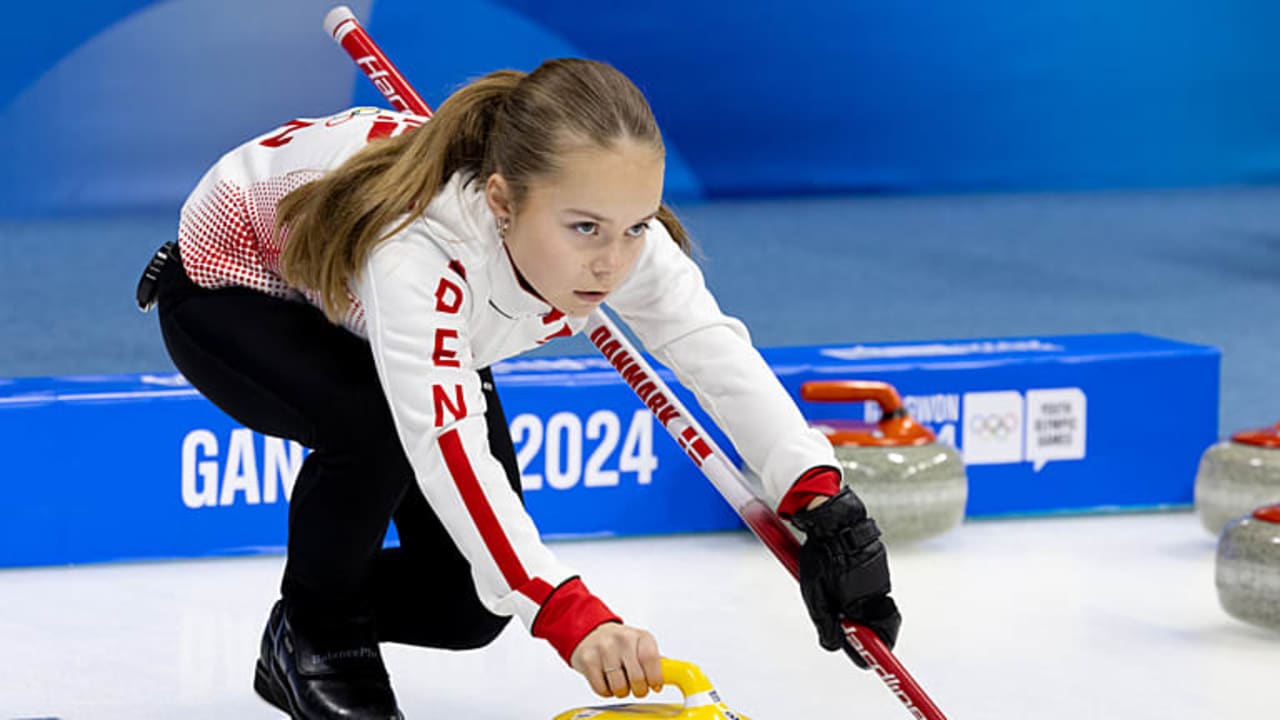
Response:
[776,466,842,519]
[531,577,623,665]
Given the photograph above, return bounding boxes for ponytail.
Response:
[277,71,524,322]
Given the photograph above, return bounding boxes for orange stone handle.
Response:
[800,381,936,446]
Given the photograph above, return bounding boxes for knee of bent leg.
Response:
[390,609,511,651]
[453,611,512,650]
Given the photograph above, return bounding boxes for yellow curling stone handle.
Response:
[551,658,751,720]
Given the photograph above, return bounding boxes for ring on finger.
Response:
[603,666,622,674]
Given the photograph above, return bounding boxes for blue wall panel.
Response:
[0,334,1219,568]
[3,1,1280,217]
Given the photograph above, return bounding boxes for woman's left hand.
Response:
[790,487,901,667]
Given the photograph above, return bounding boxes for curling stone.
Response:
[553,658,750,720]
[1194,422,1280,534]
[1215,503,1280,632]
[798,380,967,544]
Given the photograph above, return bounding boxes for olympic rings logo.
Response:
[968,413,1020,439]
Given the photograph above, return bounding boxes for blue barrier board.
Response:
[0,334,1218,568]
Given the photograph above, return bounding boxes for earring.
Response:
[497,217,510,239]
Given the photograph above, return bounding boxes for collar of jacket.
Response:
[487,239,554,320]
[430,172,557,320]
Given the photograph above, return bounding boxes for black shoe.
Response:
[254,600,403,719]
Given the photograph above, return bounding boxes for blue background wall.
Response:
[4,0,1280,217]
[1,0,1278,437]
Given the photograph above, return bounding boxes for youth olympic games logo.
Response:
[968,413,1019,439]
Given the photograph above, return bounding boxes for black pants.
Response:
[155,251,518,650]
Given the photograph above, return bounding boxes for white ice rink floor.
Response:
[1,511,1275,719]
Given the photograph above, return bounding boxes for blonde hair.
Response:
[276,58,691,322]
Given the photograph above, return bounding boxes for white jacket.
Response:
[178,107,838,662]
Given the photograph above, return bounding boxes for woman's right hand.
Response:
[569,623,663,699]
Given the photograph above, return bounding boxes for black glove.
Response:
[791,487,901,668]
